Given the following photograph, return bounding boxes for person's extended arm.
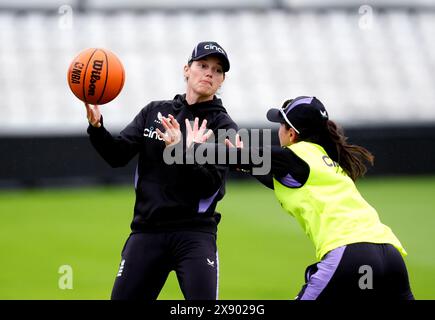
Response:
[86,103,145,168]
[193,143,310,188]
[186,118,309,189]
[158,116,309,190]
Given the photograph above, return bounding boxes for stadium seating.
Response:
[0,6,434,134]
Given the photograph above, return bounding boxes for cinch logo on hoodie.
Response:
[143,126,164,141]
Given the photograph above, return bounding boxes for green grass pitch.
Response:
[0,176,434,299]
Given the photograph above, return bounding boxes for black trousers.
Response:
[296,242,415,300]
[111,231,219,300]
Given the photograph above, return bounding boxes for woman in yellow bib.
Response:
[264,96,414,300]
[158,96,415,300]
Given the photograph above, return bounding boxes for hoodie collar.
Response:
[173,94,228,114]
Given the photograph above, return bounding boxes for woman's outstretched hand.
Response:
[156,114,182,147]
[185,117,213,148]
[85,103,102,128]
[225,134,244,148]
[157,116,213,148]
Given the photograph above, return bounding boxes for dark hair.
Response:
[285,120,374,181]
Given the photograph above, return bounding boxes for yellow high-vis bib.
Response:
[273,141,406,260]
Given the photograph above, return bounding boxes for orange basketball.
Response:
[67,48,125,105]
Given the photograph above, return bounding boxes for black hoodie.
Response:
[87,94,238,233]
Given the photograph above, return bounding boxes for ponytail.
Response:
[323,120,374,181]
[290,120,374,181]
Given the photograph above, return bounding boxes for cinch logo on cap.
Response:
[189,41,230,72]
[204,43,225,54]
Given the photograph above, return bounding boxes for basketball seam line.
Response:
[97,50,110,105]
[82,48,98,104]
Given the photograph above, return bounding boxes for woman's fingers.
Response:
[197,119,208,138]
[85,103,101,127]
[85,103,90,118]
[225,138,235,148]
[236,134,244,148]
[225,135,243,148]
[156,128,166,141]
[158,115,183,147]
[157,127,177,146]
[202,129,213,142]
[200,119,207,130]
[161,116,171,131]
[185,118,193,134]
[168,114,180,129]
[165,117,215,146]
[193,117,199,133]
[161,116,240,147]
[161,117,177,138]
[85,103,94,122]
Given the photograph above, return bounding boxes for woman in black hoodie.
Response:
[85,41,237,300]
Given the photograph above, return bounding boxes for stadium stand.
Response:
[0,0,434,186]
[0,2,434,134]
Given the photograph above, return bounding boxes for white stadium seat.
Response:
[0,9,434,134]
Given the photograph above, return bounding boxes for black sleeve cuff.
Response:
[87,116,105,135]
